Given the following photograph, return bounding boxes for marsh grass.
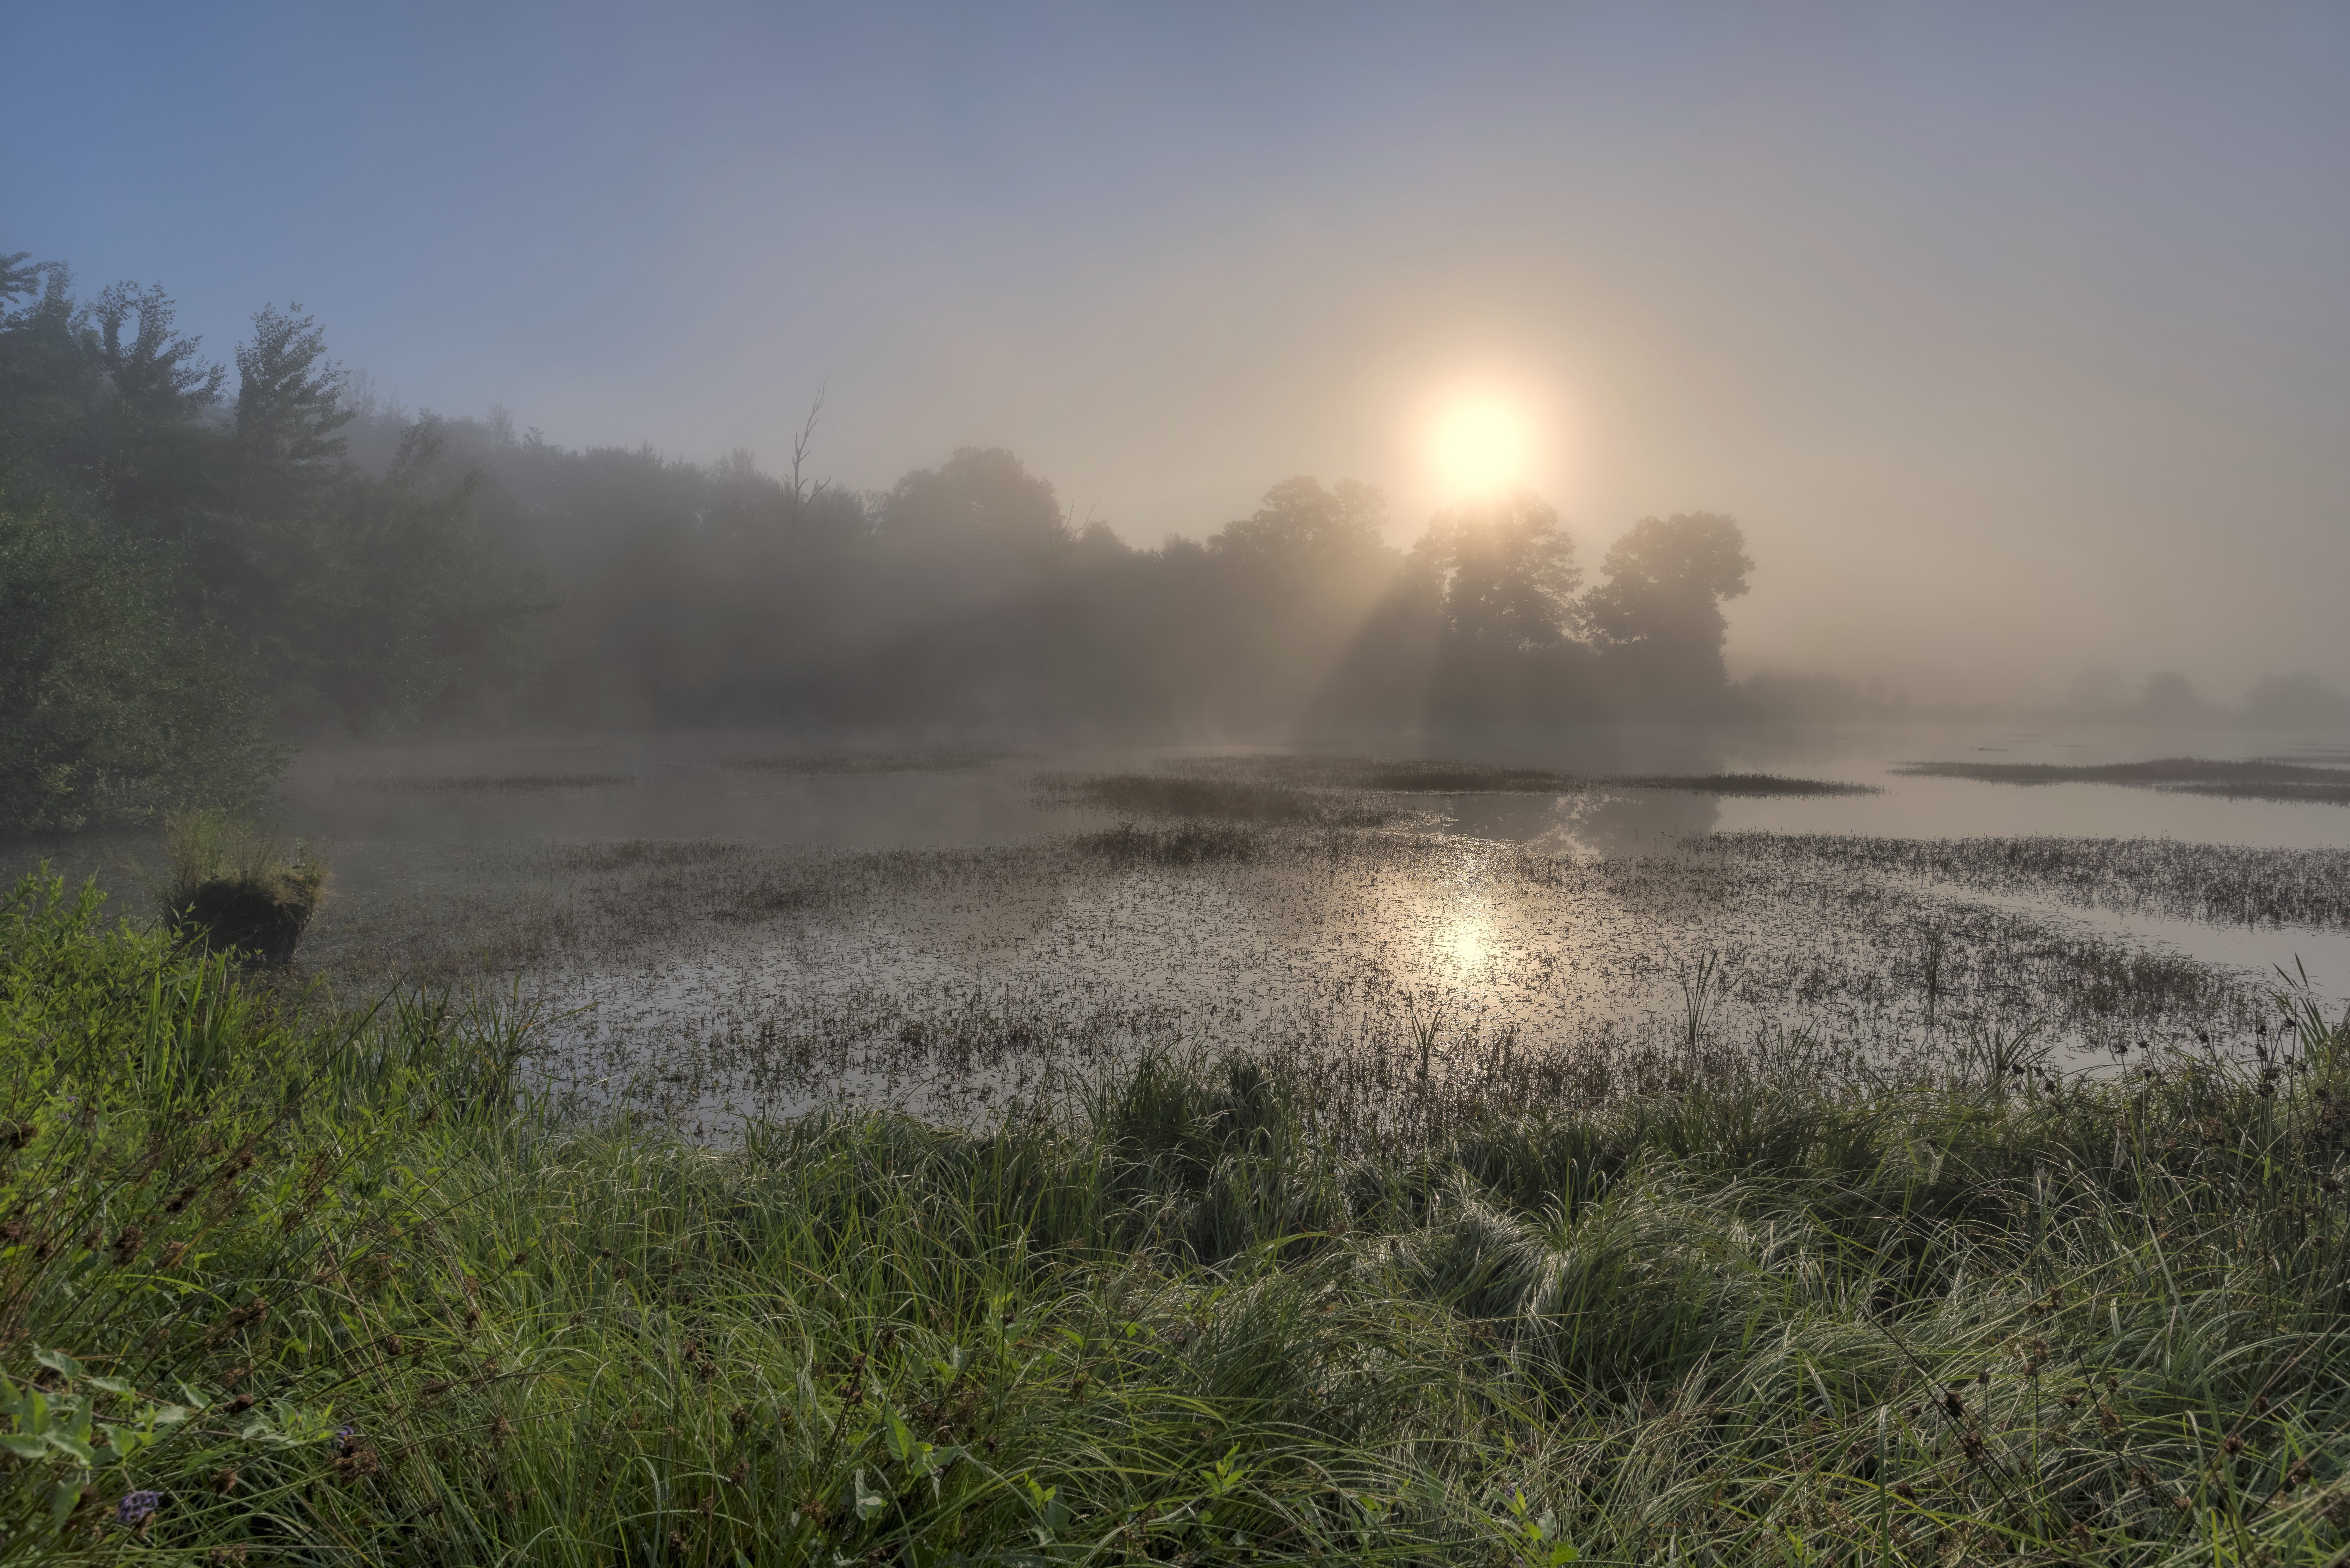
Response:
[1902,756,2350,805]
[1710,832,2350,929]
[1171,754,1880,797]
[1036,773,1407,826]
[1611,771,1880,797]
[285,825,2285,1131]
[2163,780,2350,805]
[7,868,2350,1564]
[334,773,642,793]
[1073,822,1264,866]
[721,750,1010,775]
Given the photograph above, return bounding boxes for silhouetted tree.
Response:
[2136,670,2206,724]
[1415,491,1581,651]
[1583,512,1751,707]
[876,446,1069,595]
[2244,672,2350,730]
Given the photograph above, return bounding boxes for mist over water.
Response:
[7,5,2349,1132]
[14,724,2258,1127]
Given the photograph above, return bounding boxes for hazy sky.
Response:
[8,3,2347,701]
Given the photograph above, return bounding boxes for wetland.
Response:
[19,723,2349,1130]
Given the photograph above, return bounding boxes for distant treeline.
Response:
[346,402,1757,734]
[1,254,1770,829]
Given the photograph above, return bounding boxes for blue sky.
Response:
[8,2,2347,697]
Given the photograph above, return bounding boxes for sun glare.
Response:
[1427,394,1534,498]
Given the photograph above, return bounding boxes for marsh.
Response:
[21,724,2346,1133]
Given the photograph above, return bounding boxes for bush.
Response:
[0,487,283,834]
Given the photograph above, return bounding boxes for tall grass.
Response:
[4,867,2349,1563]
[153,810,326,920]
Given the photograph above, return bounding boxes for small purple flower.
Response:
[116,1490,161,1527]
[333,1423,360,1452]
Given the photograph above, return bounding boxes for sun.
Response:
[1427,393,1534,498]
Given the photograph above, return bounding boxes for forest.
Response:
[1,253,1756,833]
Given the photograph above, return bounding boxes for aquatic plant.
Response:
[1709,831,2350,929]
[1073,822,1264,865]
[1901,756,2350,805]
[1036,772,1405,826]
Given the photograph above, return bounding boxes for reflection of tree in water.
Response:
[1439,788,1716,856]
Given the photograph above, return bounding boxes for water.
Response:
[16,724,2346,1124]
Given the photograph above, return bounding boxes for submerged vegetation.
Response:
[281,825,2286,1134]
[6,869,2350,1563]
[1074,822,1266,866]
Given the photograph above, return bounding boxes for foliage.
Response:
[1415,489,1583,652]
[0,249,544,758]
[0,480,282,834]
[1583,512,1754,705]
[3,868,2349,1561]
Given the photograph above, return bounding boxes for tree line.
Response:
[2,252,1754,832]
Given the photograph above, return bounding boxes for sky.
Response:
[7,2,2347,703]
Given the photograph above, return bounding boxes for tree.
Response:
[1215,476,1387,565]
[234,303,353,486]
[0,480,279,832]
[88,281,224,418]
[1582,512,1752,702]
[1414,490,1580,651]
[2244,672,2350,730]
[875,446,1069,581]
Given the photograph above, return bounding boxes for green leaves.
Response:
[0,1355,192,1472]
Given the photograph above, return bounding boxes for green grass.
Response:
[4,868,2350,1563]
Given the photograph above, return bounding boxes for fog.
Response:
[7,3,2348,722]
